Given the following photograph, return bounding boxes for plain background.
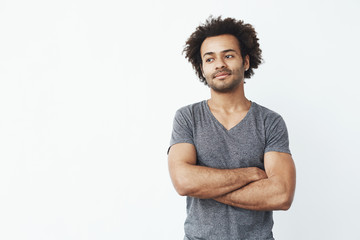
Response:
[1,0,360,239]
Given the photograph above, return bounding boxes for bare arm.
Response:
[213,152,296,211]
[168,143,267,199]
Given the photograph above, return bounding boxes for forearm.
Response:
[213,176,295,211]
[168,143,267,199]
[171,163,266,199]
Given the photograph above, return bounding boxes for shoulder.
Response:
[251,102,284,123]
[174,100,206,119]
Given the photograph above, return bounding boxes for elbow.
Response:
[272,178,295,211]
[175,185,189,197]
[169,164,198,197]
[277,192,294,211]
[177,189,188,197]
[279,199,292,211]
[172,176,193,196]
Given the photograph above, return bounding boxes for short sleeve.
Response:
[168,108,194,153]
[264,115,291,154]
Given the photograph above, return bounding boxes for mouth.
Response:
[214,71,231,79]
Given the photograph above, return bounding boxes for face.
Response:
[200,34,249,93]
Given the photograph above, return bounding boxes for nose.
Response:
[214,58,226,70]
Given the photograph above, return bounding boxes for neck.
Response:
[208,81,250,112]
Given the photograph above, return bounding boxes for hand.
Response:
[249,167,267,182]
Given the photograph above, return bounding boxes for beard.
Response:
[206,68,244,93]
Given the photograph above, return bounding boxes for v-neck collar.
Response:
[203,100,254,132]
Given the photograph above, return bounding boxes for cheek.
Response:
[202,66,212,77]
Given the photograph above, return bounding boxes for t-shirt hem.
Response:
[264,148,291,155]
[167,140,195,154]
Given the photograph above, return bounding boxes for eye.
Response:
[205,58,214,63]
[225,55,234,59]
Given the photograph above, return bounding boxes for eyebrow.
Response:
[202,49,237,58]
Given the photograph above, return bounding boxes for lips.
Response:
[215,72,229,77]
[213,71,231,79]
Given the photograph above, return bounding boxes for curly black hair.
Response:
[183,16,263,85]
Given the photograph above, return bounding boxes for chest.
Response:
[193,116,266,169]
[210,109,248,131]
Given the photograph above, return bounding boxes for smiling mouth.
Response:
[214,72,231,79]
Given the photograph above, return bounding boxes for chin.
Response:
[209,80,241,93]
[211,85,237,93]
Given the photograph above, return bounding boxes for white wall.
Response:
[1,0,359,239]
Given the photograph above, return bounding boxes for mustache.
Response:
[212,69,232,78]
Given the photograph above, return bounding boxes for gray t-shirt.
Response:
[169,100,291,240]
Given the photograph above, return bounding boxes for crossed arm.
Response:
[168,143,296,211]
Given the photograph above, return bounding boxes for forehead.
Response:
[200,34,241,56]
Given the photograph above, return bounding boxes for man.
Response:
[168,16,296,240]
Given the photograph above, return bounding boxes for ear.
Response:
[244,55,250,70]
